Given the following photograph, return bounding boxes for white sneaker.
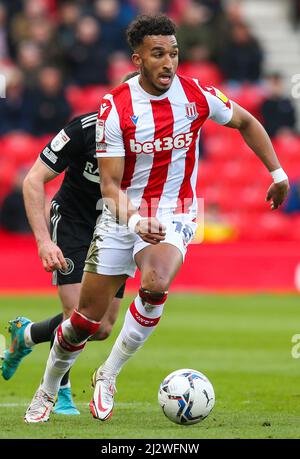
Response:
[24,386,55,423]
[89,367,116,421]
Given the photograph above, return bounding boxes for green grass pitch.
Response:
[0,293,299,439]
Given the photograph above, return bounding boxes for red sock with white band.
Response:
[100,290,167,377]
[41,310,101,397]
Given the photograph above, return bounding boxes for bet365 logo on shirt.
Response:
[130,132,194,154]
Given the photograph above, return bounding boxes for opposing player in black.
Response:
[1,110,126,414]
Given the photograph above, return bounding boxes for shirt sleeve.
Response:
[39,118,84,174]
[95,94,125,158]
[200,85,233,125]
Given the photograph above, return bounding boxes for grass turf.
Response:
[0,293,299,439]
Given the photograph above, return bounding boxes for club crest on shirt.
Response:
[185,102,198,120]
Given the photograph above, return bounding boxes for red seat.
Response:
[1,134,39,165]
[202,119,219,138]
[66,85,109,116]
[45,173,64,199]
[273,132,300,159]
[197,161,218,188]
[224,83,266,120]
[229,210,290,241]
[34,135,53,153]
[288,214,300,240]
[257,212,292,240]
[178,62,223,87]
[237,186,269,212]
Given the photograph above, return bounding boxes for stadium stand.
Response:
[0,0,299,247]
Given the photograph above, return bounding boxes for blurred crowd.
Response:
[290,0,300,28]
[0,0,297,137]
[0,0,299,236]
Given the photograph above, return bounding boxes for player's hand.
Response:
[266,180,290,210]
[38,240,68,272]
[136,217,166,245]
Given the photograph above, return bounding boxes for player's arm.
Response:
[226,103,289,209]
[23,158,67,272]
[98,156,166,244]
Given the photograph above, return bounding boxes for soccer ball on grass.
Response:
[158,368,215,425]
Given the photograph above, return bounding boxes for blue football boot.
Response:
[1,317,32,380]
[53,387,80,415]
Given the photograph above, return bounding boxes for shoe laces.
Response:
[29,389,54,412]
[98,374,117,403]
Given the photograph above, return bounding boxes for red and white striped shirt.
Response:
[96,74,233,220]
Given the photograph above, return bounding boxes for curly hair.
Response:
[127,14,177,51]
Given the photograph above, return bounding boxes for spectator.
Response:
[0,67,34,135]
[168,0,191,23]
[135,0,166,15]
[195,0,224,19]
[31,66,71,135]
[178,46,223,87]
[0,2,9,60]
[202,203,237,243]
[29,18,63,67]
[8,0,49,57]
[57,1,81,50]
[261,72,296,138]
[176,1,218,62]
[117,0,136,27]
[64,15,109,86]
[107,51,135,86]
[283,180,300,214]
[220,21,263,84]
[94,0,127,53]
[0,166,31,234]
[290,0,300,29]
[16,40,43,88]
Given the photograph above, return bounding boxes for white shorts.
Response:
[84,209,197,278]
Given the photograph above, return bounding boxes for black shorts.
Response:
[49,201,125,299]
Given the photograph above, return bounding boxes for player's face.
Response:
[133,35,179,96]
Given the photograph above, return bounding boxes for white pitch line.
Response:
[0,402,154,408]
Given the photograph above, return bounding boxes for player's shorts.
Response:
[50,201,125,298]
[84,208,198,278]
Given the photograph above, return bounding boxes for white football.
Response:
[158,368,215,425]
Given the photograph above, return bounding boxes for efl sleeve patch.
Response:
[50,129,71,152]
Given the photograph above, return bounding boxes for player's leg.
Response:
[1,313,63,381]
[24,272,126,423]
[53,283,124,414]
[91,243,183,421]
[52,283,81,415]
[2,204,76,381]
[1,280,82,382]
[91,216,198,421]
[89,284,125,341]
[24,224,131,423]
[48,211,89,415]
